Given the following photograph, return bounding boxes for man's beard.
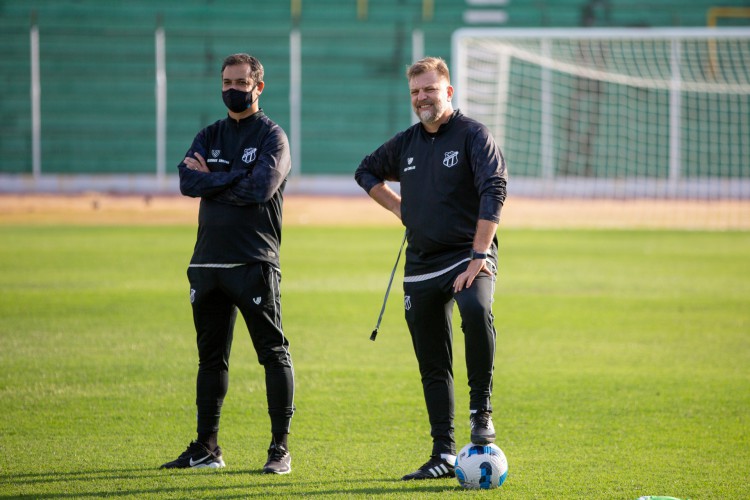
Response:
[415,99,447,124]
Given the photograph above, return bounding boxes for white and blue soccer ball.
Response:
[455,443,508,489]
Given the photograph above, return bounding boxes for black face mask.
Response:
[222,86,256,113]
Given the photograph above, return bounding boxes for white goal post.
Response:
[452,28,750,199]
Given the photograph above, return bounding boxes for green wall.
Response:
[1,0,747,176]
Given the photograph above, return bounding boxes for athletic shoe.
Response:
[401,455,456,480]
[160,441,226,469]
[263,443,292,474]
[470,410,496,444]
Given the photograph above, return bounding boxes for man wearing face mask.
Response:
[160,53,295,475]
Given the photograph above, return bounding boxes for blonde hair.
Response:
[406,57,450,81]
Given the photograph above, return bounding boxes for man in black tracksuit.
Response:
[355,56,507,480]
[160,53,295,475]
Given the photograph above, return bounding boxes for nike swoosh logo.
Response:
[189,455,210,467]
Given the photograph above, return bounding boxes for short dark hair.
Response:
[221,53,264,84]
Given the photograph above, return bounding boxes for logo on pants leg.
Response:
[190,288,196,304]
[404,295,412,310]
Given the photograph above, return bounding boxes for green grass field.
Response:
[1,224,748,499]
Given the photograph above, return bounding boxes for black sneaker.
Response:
[401,455,456,480]
[263,443,292,474]
[160,441,225,469]
[470,410,496,444]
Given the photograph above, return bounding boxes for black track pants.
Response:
[403,266,497,456]
[187,263,295,437]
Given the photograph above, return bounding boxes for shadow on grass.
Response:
[0,467,460,498]
[0,467,166,486]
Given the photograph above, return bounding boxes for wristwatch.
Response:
[469,249,488,260]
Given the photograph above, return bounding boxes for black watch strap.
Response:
[470,249,488,260]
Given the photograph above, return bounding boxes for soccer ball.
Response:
[454,443,508,489]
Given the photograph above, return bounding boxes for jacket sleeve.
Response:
[469,124,508,223]
[354,132,403,193]
[209,126,291,205]
[178,128,246,198]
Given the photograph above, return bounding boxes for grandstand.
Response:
[1,0,748,203]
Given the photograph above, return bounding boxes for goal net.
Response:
[452,28,750,205]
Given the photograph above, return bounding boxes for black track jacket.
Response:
[178,110,291,268]
[355,110,507,276]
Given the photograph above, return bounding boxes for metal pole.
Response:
[155,20,167,185]
[290,28,301,177]
[30,15,41,179]
[669,38,682,187]
[540,38,554,180]
[411,28,424,125]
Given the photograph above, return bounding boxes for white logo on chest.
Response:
[443,151,459,168]
[404,157,416,172]
[242,148,257,163]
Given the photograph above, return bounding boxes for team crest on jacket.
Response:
[242,147,257,163]
[443,151,459,168]
[211,150,220,158]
